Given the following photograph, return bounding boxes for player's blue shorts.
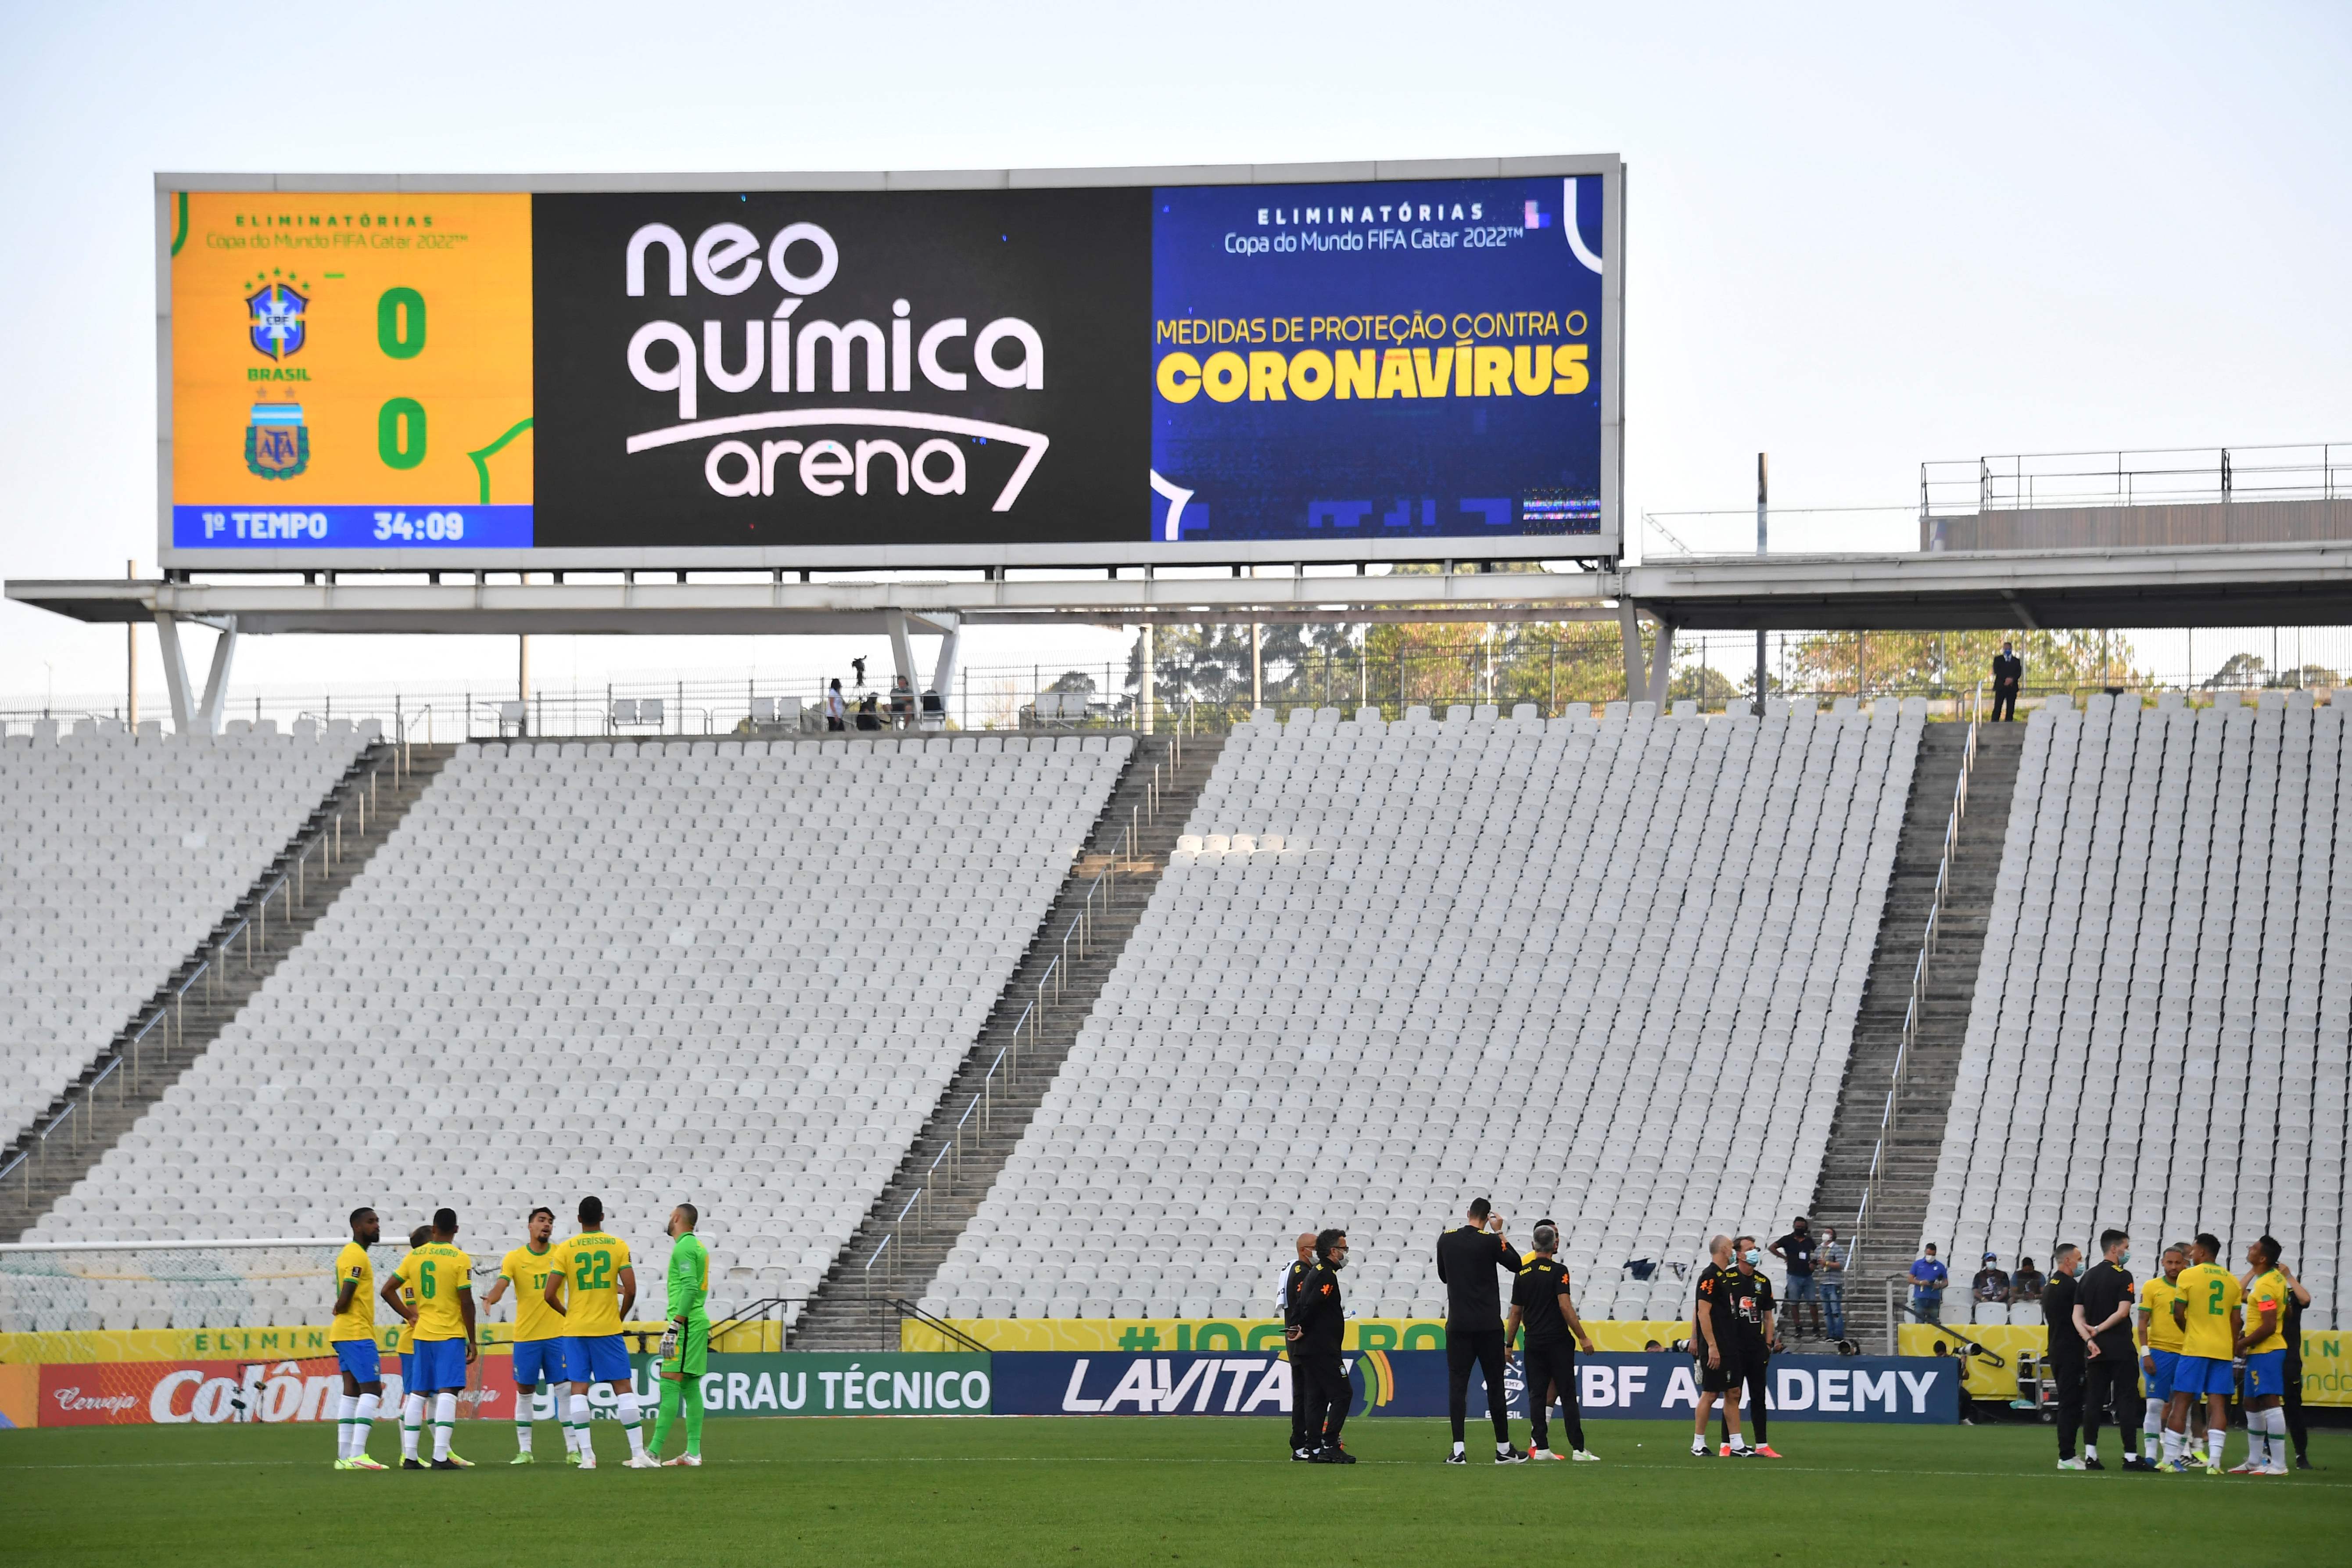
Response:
[565,1334,630,1385]
[410,1337,467,1393]
[333,1338,381,1383]
[2142,1348,2177,1401]
[398,1350,414,1387]
[2175,1353,2236,1395]
[511,1338,564,1388]
[2244,1349,2290,1398]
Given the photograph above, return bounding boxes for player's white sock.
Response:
[2205,1429,2225,1467]
[2265,1410,2290,1468]
[334,1393,355,1458]
[2083,1443,2097,1463]
[2161,1429,2182,1464]
[433,1393,456,1461]
[401,1394,425,1461]
[1452,1440,1466,1457]
[515,1411,534,1454]
[618,1390,645,1457]
[2143,1399,2164,1445]
[354,1393,380,1457]
[569,1393,592,1453]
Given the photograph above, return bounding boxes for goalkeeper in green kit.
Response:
[651,1203,711,1466]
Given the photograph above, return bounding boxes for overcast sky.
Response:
[2,1,2346,712]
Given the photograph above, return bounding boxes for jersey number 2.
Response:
[576,1251,613,1291]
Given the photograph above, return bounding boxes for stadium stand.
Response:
[917,699,1925,1323]
[1927,692,2348,1329]
[7,734,1131,1333]
[0,720,373,1148]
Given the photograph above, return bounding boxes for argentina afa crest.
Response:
[245,403,308,479]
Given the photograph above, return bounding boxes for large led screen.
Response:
[160,162,1618,567]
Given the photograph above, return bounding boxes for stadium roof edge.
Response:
[19,539,2352,635]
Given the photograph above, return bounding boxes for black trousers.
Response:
[1298,1352,1351,1447]
[2284,1356,2308,1458]
[1289,1355,1313,1452]
[2050,1356,2086,1459]
[2083,1355,2136,1455]
[1716,1349,1768,1445]
[1992,687,2019,721]
[1523,1339,1584,1454]
[1447,1328,1511,1443]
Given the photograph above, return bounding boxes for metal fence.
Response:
[1921,441,2352,518]
[13,623,2352,743]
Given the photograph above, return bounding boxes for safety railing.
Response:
[4,740,407,1207]
[859,763,1165,1317]
[1921,441,2351,518]
[1849,684,1983,1281]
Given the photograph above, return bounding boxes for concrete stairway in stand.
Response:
[791,732,1227,1349]
[1806,720,2024,1349]
[0,744,458,1241]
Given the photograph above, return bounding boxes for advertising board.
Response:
[158,159,1622,571]
[990,1351,1961,1424]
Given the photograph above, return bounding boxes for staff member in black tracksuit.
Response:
[1280,1231,1318,1460]
[1285,1228,1355,1463]
[2074,1229,2150,1469]
[1692,1234,1754,1457]
[2043,1245,2088,1468]
[1437,1197,1527,1464]
[1504,1220,1598,1462]
[1717,1238,1782,1457]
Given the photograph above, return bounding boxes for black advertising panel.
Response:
[531,189,1152,549]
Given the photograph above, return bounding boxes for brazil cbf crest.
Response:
[245,403,308,479]
[246,278,308,359]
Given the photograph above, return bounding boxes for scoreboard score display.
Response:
[158,159,1622,570]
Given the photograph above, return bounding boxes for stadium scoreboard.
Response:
[158,159,1623,571]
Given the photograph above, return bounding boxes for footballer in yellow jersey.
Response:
[2136,1243,2188,1470]
[541,1195,650,1468]
[481,1206,563,1463]
[328,1208,388,1470]
[2166,1234,2243,1472]
[381,1209,478,1470]
[2234,1236,2295,1474]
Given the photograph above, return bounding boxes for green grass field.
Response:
[3,1417,2346,1566]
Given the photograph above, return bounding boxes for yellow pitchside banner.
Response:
[0,1318,776,1368]
[901,1318,1694,1355]
[1899,1323,2352,1407]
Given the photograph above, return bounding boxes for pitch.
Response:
[3,1418,2345,1566]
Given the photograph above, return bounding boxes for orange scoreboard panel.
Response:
[169,190,535,549]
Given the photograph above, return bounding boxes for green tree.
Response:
[1786,628,2140,697]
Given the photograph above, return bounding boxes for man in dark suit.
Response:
[1991,642,2024,721]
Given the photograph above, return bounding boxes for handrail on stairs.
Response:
[1849,682,1983,1286]
[5,739,412,1209]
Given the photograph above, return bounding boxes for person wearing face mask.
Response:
[2074,1228,2151,1469]
[1285,1228,1355,1463]
[1717,1237,1783,1458]
[2042,1244,2090,1469]
[1768,1217,1822,1342]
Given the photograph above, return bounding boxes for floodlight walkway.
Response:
[1807,721,2023,1348]
[791,732,1225,1350]
[1,744,454,1241]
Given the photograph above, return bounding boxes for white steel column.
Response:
[154,613,196,736]
[885,608,917,723]
[195,617,239,736]
[1618,601,1645,700]
[1139,623,1154,735]
[1646,620,1674,706]
[929,615,962,710]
